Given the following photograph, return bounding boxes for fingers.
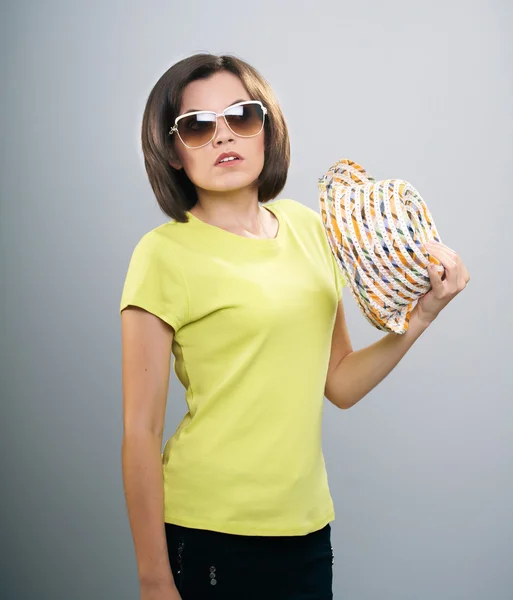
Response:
[434,241,457,257]
[427,262,444,293]
[425,241,469,293]
[426,241,456,278]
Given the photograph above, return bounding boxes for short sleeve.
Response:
[312,205,347,300]
[119,231,189,331]
[330,248,347,299]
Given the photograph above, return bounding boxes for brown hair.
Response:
[141,53,290,222]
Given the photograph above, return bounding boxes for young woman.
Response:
[120,53,469,600]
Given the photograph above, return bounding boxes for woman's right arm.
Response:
[121,305,180,597]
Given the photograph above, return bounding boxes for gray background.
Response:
[1,0,512,598]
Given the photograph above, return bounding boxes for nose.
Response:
[212,115,235,145]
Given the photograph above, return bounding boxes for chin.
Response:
[208,174,259,191]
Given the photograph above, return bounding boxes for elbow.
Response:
[336,396,354,410]
[122,426,163,442]
[325,388,353,410]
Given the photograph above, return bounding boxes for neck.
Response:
[191,187,265,235]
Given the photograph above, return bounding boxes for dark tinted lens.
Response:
[177,113,216,147]
[225,103,264,136]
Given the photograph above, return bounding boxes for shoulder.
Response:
[127,221,185,267]
[132,220,182,250]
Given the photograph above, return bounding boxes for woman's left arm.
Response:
[324,241,471,410]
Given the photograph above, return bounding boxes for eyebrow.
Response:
[182,98,248,114]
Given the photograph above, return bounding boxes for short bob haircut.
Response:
[141,53,290,223]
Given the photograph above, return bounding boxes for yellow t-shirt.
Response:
[119,198,346,536]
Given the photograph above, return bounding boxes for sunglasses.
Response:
[168,100,267,149]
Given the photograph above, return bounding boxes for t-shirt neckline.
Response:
[185,201,286,249]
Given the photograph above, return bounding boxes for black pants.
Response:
[165,521,334,600]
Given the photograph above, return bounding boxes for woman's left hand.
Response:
[414,240,471,326]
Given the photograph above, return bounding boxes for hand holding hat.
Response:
[415,238,470,326]
[318,158,470,333]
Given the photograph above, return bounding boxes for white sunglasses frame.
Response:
[168,100,268,149]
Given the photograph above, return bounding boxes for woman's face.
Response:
[169,71,265,196]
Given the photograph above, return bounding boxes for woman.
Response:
[120,53,469,600]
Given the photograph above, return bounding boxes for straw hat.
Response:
[318,158,444,334]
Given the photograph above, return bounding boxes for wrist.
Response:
[410,305,435,331]
[139,571,175,590]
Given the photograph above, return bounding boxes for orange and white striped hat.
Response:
[318,158,444,334]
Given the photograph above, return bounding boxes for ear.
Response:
[169,159,183,171]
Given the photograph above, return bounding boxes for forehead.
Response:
[180,71,250,114]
